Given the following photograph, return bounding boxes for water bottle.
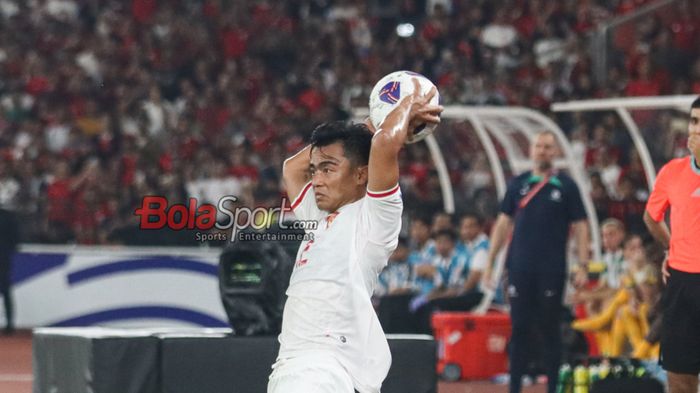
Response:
[635,365,647,378]
[556,364,573,393]
[598,360,610,380]
[611,364,624,379]
[588,364,600,386]
[573,364,589,393]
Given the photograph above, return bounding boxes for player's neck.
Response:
[328,191,364,212]
[532,168,550,177]
[532,161,554,177]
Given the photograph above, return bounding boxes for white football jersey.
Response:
[277,181,403,393]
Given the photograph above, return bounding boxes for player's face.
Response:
[459,217,480,242]
[689,108,700,135]
[601,225,624,252]
[623,236,643,263]
[410,221,430,244]
[689,108,700,157]
[309,142,366,212]
[435,236,454,257]
[530,133,557,172]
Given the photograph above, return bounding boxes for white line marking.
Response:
[0,374,33,382]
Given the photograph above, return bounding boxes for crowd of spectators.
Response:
[0,0,698,245]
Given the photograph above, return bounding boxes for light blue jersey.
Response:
[408,240,436,296]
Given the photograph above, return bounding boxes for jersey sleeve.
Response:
[645,164,671,222]
[470,248,488,272]
[500,178,520,217]
[566,179,587,222]
[289,181,325,223]
[358,184,404,274]
[363,184,403,248]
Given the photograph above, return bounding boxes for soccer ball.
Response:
[368,71,440,144]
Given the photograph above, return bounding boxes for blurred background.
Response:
[0,0,696,245]
[0,0,699,392]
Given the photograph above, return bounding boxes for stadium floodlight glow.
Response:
[396,23,415,38]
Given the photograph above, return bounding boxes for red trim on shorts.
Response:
[367,184,400,198]
[291,182,313,210]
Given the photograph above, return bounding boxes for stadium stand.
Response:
[0,0,697,245]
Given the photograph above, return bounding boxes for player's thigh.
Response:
[661,269,700,375]
[535,272,566,325]
[268,357,354,393]
[507,271,537,330]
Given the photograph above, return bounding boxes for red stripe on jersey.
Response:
[367,184,400,198]
[291,182,313,210]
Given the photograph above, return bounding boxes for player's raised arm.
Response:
[367,80,442,191]
[282,144,312,202]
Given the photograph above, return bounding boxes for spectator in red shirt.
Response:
[44,159,98,243]
[626,57,661,97]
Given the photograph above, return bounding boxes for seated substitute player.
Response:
[407,215,437,296]
[413,228,485,334]
[268,81,442,393]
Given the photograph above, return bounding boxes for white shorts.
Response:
[267,353,354,393]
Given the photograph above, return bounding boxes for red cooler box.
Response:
[431,312,511,381]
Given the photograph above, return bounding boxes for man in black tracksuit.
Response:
[484,131,589,393]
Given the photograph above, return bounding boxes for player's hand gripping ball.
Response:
[368,71,440,144]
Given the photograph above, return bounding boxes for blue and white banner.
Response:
[10,245,229,328]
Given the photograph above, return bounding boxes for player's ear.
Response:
[355,165,368,185]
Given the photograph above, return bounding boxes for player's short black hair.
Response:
[459,211,484,227]
[310,121,372,167]
[411,214,432,227]
[692,96,700,109]
[434,229,457,242]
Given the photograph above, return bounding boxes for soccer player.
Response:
[644,96,700,393]
[268,81,442,393]
[484,131,590,393]
[572,218,626,315]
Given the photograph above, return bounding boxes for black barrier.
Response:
[160,334,436,393]
[160,335,278,393]
[33,329,436,393]
[591,377,664,393]
[33,329,160,393]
